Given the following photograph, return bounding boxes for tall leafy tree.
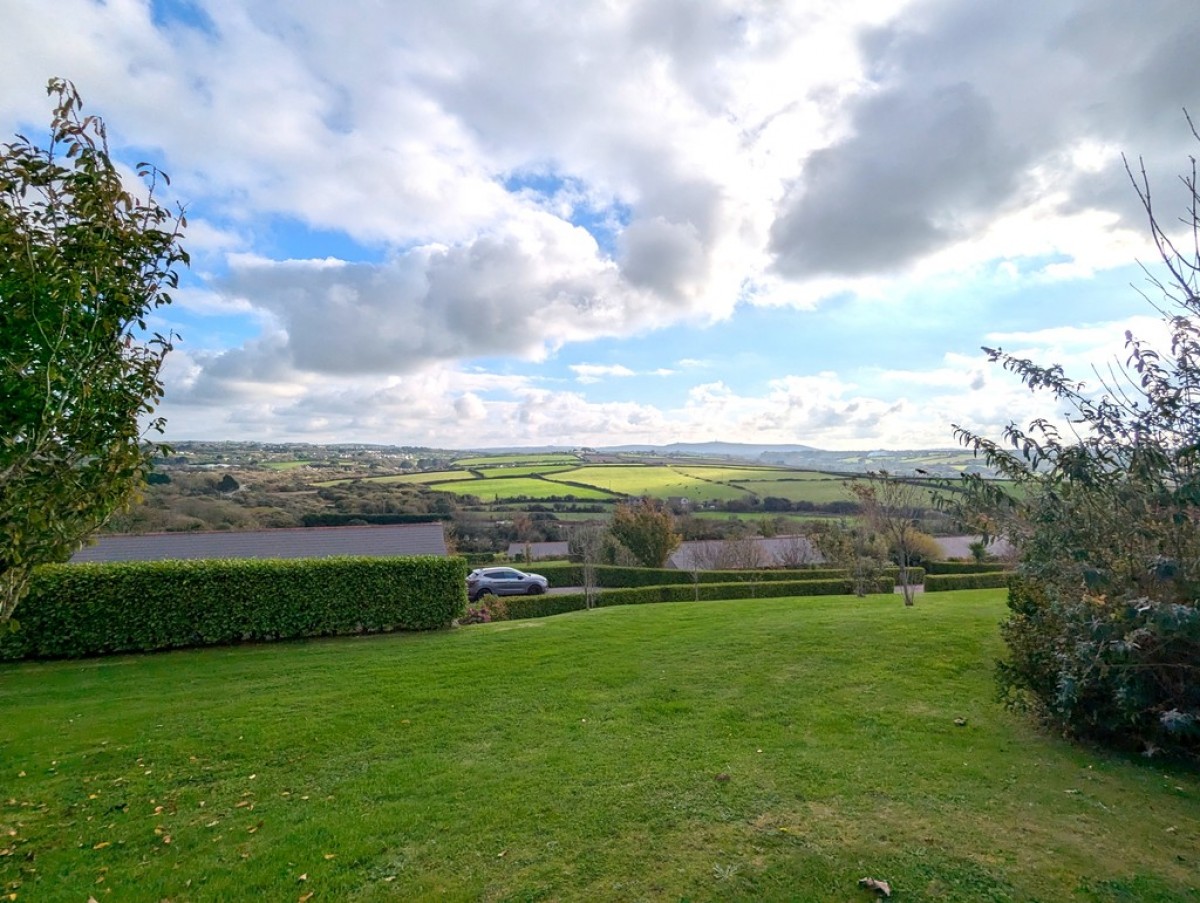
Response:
[954,126,1200,758]
[1,79,187,624]
[609,496,681,569]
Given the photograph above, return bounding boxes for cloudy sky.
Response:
[4,0,1199,450]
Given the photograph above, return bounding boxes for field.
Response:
[2,590,1196,901]
[470,464,577,477]
[668,465,838,483]
[453,454,582,467]
[431,476,617,501]
[545,465,759,502]
[312,469,468,487]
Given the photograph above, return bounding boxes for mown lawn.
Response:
[1,591,1196,902]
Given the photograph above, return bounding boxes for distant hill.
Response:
[602,441,817,457]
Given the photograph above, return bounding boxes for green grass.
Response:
[259,460,312,471]
[453,454,582,467]
[313,469,470,487]
[670,465,833,483]
[727,476,859,504]
[431,476,617,500]
[2,591,1196,901]
[470,464,576,478]
[549,465,758,501]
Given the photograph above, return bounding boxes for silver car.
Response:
[467,566,549,602]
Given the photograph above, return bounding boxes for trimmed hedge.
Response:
[924,571,1014,592]
[0,556,467,661]
[882,566,926,586]
[501,577,892,621]
[531,563,851,588]
[530,563,923,589]
[926,561,1009,575]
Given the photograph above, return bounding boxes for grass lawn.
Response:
[2,591,1197,901]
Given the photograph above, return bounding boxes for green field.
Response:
[2,590,1196,901]
[470,464,576,478]
[669,465,830,483]
[431,476,617,501]
[549,465,758,502]
[313,469,470,487]
[259,460,313,471]
[454,454,582,467]
[725,476,858,504]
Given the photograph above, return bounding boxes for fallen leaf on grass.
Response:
[858,876,891,897]
[92,842,110,850]
[299,894,313,902]
[298,873,308,881]
[323,853,335,860]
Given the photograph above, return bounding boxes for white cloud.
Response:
[4,0,1198,447]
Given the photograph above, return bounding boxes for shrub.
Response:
[925,561,1010,575]
[0,556,466,660]
[953,130,1200,759]
[533,562,850,589]
[998,577,1200,755]
[924,572,1012,592]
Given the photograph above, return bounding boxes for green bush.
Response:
[998,576,1200,756]
[0,556,466,661]
[925,561,1009,575]
[924,572,1013,592]
[882,566,926,586]
[533,562,849,589]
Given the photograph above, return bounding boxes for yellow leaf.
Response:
[93,841,110,850]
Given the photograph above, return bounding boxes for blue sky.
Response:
[3,0,1198,449]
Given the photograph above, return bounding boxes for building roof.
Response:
[506,540,571,560]
[668,535,823,570]
[70,523,448,563]
[934,534,1014,560]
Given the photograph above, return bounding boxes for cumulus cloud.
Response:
[769,0,1200,279]
[5,0,1198,447]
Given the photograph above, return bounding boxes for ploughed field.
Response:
[2,590,1197,901]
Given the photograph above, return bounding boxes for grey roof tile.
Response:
[70,523,448,563]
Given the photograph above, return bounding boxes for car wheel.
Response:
[526,583,545,595]
[473,588,494,602]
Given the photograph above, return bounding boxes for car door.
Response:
[492,569,524,596]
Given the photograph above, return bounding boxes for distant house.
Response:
[70,523,448,563]
[506,540,570,561]
[934,534,1014,561]
[668,535,823,571]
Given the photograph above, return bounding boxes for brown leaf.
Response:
[858,876,892,897]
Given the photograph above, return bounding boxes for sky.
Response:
[3,0,1199,451]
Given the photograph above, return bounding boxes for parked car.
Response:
[467,566,549,602]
